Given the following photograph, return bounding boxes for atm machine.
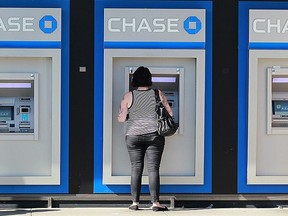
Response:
[0,73,37,140]
[267,67,288,134]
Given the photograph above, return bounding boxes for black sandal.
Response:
[129,204,139,210]
[152,206,168,211]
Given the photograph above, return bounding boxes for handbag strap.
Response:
[154,89,162,116]
[154,89,160,103]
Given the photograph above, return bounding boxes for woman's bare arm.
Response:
[117,92,132,122]
[159,90,173,117]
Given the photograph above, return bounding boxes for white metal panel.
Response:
[0,49,61,185]
[248,50,288,184]
[103,49,205,185]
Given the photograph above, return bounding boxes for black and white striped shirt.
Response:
[126,89,158,135]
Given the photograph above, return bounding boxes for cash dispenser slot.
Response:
[0,122,9,133]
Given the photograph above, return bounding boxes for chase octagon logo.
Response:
[184,16,202,35]
[39,15,58,34]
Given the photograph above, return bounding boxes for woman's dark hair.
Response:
[131,66,152,87]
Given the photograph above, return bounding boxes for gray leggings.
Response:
[126,132,165,203]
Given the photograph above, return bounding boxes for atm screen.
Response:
[273,100,288,116]
[0,106,14,121]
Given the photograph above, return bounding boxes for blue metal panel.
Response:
[0,0,69,194]
[0,41,61,49]
[238,1,288,193]
[94,0,212,193]
[104,42,205,49]
[249,43,288,50]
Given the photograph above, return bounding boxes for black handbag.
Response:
[154,89,179,136]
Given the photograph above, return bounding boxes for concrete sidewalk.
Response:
[1,207,288,216]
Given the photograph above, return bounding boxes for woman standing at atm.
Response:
[118,66,173,211]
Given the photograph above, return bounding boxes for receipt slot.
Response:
[267,67,288,134]
[125,66,184,133]
[0,73,38,140]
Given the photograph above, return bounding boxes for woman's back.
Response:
[126,89,158,135]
